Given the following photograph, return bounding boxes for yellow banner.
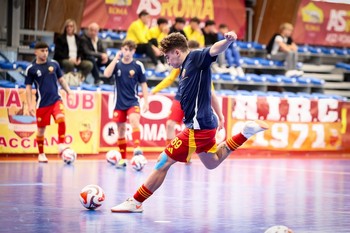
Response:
[0,88,101,154]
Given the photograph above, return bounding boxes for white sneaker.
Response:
[115,159,127,169]
[229,67,238,76]
[155,63,167,73]
[111,198,143,213]
[285,69,303,77]
[38,153,48,163]
[236,66,245,77]
[241,120,269,139]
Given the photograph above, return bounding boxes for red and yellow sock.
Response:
[58,121,66,144]
[225,133,247,151]
[36,135,44,154]
[133,184,153,203]
[132,127,140,148]
[118,138,127,159]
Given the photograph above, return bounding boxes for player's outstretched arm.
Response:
[209,31,237,57]
[104,51,121,78]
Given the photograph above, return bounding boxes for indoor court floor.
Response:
[1,156,350,233]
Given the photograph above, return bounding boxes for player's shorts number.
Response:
[171,137,182,149]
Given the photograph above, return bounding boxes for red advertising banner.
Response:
[81,0,246,38]
[293,0,350,47]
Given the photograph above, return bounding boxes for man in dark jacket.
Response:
[80,22,110,84]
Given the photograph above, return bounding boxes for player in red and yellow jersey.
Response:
[111,33,268,212]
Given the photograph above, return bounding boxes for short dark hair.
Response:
[160,32,188,54]
[205,20,215,27]
[175,17,185,24]
[138,10,149,18]
[121,40,137,50]
[219,24,228,29]
[190,17,200,24]
[34,41,49,49]
[157,17,168,26]
[188,40,200,49]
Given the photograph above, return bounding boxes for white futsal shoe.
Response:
[111,198,143,213]
[38,153,48,163]
[241,120,269,139]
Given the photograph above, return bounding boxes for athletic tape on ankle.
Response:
[155,152,168,170]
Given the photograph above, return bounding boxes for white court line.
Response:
[0,183,54,187]
[154,220,171,223]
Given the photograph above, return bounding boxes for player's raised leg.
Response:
[111,152,177,212]
[198,120,268,169]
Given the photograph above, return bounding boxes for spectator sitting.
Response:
[202,20,218,46]
[201,20,227,74]
[126,10,167,72]
[266,22,302,77]
[53,19,93,82]
[169,17,187,39]
[218,23,244,77]
[147,17,169,48]
[184,17,204,47]
[80,22,111,85]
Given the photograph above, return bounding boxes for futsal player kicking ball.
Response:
[111,32,268,212]
[104,40,149,168]
[25,42,72,163]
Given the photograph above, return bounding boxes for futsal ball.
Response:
[106,150,122,165]
[79,184,105,210]
[264,225,293,233]
[61,148,77,165]
[130,155,147,171]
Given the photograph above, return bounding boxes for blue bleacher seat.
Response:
[241,57,259,66]
[236,41,252,50]
[251,90,267,96]
[0,80,17,88]
[211,73,221,81]
[309,78,325,85]
[282,92,297,98]
[236,75,250,82]
[236,90,252,96]
[334,48,347,56]
[14,61,31,70]
[251,42,266,50]
[298,45,309,53]
[297,92,313,98]
[99,84,114,92]
[245,73,263,82]
[335,62,350,70]
[81,83,98,91]
[154,71,169,78]
[267,91,283,97]
[256,58,274,67]
[0,61,16,70]
[296,77,311,84]
[145,68,155,78]
[308,46,322,54]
